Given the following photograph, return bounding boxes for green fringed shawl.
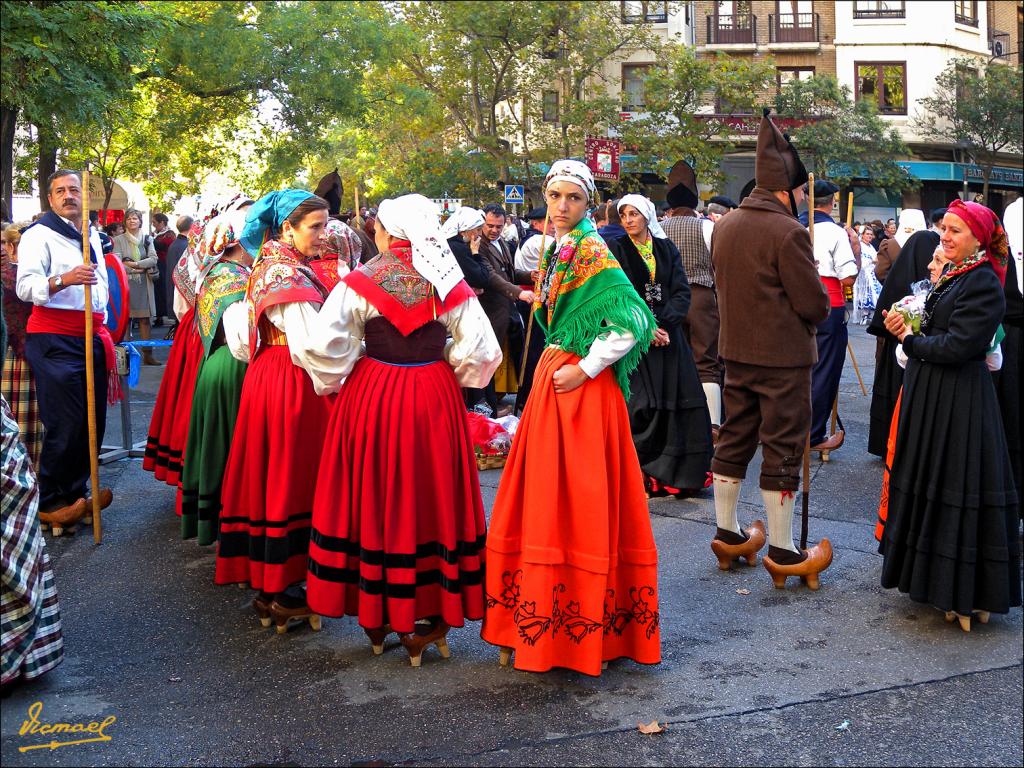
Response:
[536,217,655,397]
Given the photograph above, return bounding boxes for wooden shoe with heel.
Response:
[399,621,450,667]
[762,539,833,590]
[711,520,766,570]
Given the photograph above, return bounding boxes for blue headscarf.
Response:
[240,189,314,258]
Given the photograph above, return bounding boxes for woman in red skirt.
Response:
[304,193,501,666]
[215,190,333,634]
[481,160,661,676]
[142,217,207,488]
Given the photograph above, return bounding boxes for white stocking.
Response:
[762,489,799,553]
[713,474,742,534]
[702,383,722,427]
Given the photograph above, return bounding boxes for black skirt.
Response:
[628,337,712,491]
[880,356,1021,615]
[993,322,1022,506]
[868,336,903,457]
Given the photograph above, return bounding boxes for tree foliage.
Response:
[774,74,915,191]
[914,58,1023,203]
[619,46,776,192]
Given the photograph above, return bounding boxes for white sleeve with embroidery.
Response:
[221,300,251,362]
[577,325,637,379]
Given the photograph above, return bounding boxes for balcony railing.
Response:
[769,13,819,43]
[707,13,756,45]
[954,12,979,28]
[853,4,905,19]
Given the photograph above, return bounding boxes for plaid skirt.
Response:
[1,395,64,685]
[1,345,44,469]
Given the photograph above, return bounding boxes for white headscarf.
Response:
[894,209,926,247]
[545,159,596,201]
[440,206,484,239]
[376,194,463,299]
[1004,197,1023,294]
[617,194,667,240]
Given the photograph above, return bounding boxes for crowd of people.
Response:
[2,111,1021,689]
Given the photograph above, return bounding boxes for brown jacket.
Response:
[711,187,829,367]
[874,237,900,283]
[478,237,532,345]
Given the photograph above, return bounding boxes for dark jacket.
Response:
[447,236,490,290]
[478,237,532,344]
[608,234,691,329]
[711,186,829,367]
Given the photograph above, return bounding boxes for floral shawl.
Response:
[343,240,476,337]
[246,238,327,360]
[536,216,655,396]
[196,261,251,358]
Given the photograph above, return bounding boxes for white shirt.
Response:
[515,230,548,272]
[221,301,251,362]
[701,218,713,252]
[17,216,108,315]
[284,283,503,396]
[809,217,858,280]
[574,327,637,379]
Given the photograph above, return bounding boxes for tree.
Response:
[915,58,1023,204]
[774,74,915,194]
[618,46,777,192]
[0,0,161,213]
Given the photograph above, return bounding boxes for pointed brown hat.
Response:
[314,168,344,216]
[665,159,699,209]
[755,110,808,192]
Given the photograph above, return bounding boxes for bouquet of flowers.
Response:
[889,279,931,334]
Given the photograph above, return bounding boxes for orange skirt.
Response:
[481,348,661,675]
[875,389,903,542]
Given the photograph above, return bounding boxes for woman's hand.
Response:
[552,363,588,394]
[518,289,538,304]
[470,234,481,255]
[652,327,670,347]
[882,309,912,342]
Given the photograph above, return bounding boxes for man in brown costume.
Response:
[708,111,833,589]
[661,160,723,432]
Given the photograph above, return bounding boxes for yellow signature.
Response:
[17,701,116,752]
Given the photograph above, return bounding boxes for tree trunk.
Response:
[36,121,57,212]
[0,103,16,222]
[981,165,991,206]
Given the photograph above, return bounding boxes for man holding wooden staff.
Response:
[800,178,859,457]
[16,169,114,530]
[707,111,833,589]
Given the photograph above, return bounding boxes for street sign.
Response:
[504,185,525,205]
[431,198,462,217]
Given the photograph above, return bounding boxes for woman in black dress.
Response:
[880,199,1020,632]
[608,194,712,497]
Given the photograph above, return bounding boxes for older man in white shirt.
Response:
[17,169,114,525]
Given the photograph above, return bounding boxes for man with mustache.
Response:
[16,169,114,531]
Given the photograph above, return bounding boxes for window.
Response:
[855,62,907,115]
[542,90,559,123]
[954,0,978,27]
[954,64,978,103]
[622,64,651,111]
[777,66,815,92]
[853,1,905,19]
[621,1,668,23]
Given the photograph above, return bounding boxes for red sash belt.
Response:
[27,305,122,403]
[820,276,845,308]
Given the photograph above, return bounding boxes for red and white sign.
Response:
[585,137,622,181]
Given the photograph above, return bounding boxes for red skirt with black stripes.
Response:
[142,307,203,487]
[306,354,487,634]
[214,346,332,593]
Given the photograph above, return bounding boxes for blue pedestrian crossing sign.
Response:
[504,185,525,205]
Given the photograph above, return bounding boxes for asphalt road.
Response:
[2,323,1021,767]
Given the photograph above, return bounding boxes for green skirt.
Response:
[180,345,247,545]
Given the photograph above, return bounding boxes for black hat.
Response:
[930,207,947,224]
[708,195,737,209]
[525,206,547,220]
[313,168,344,216]
[755,109,808,192]
[666,159,699,210]
[804,178,840,200]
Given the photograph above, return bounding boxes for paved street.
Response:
[2,323,1021,767]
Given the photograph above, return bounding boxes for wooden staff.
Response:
[515,206,550,409]
[802,173,815,550]
[82,170,102,544]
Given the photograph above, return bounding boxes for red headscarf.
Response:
[945,199,1009,285]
